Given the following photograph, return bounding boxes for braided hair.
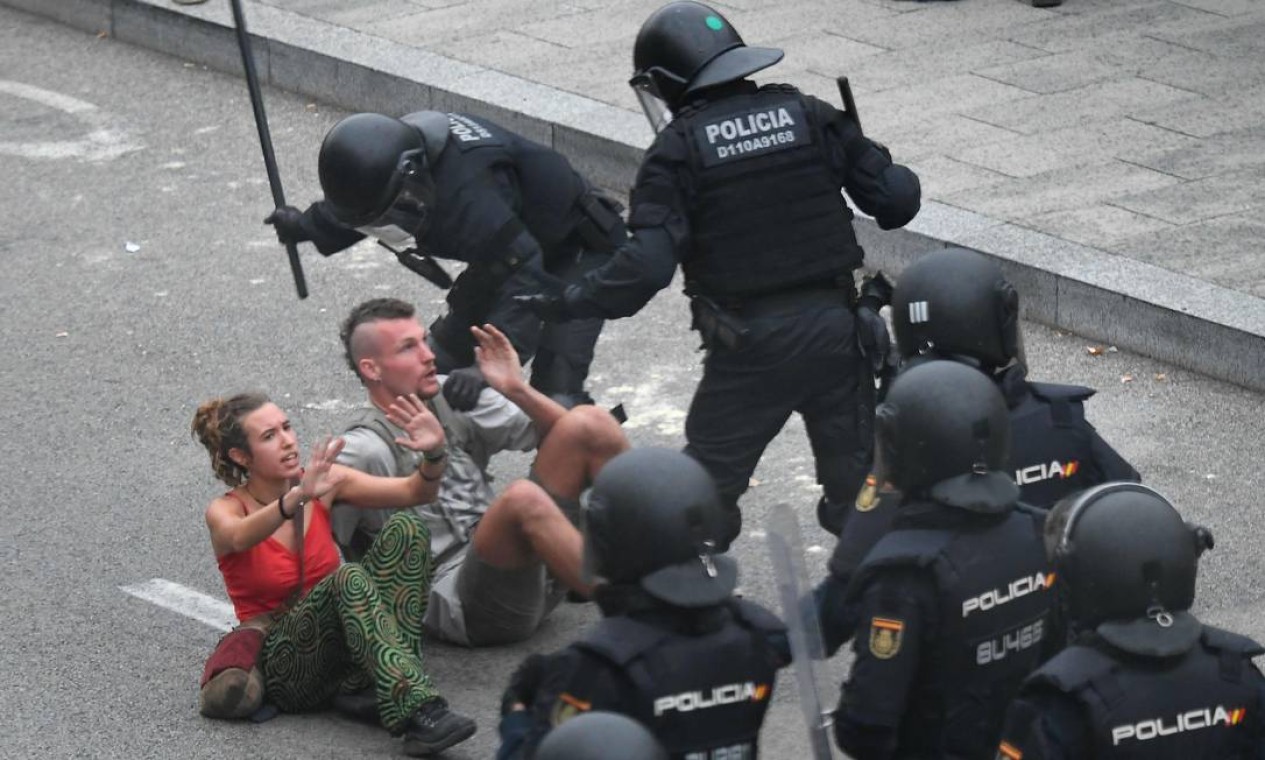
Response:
[191,392,270,486]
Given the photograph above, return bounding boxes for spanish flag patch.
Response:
[997,740,1023,759]
[869,616,904,659]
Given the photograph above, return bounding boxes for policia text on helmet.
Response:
[629,1,784,132]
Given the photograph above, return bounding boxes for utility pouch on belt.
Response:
[690,295,750,351]
[572,192,625,254]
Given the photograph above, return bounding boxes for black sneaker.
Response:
[402,698,477,757]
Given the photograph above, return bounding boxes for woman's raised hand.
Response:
[386,393,446,454]
[299,436,347,501]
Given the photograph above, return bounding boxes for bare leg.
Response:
[532,405,629,500]
[470,479,590,595]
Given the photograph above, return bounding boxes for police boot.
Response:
[816,495,851,536]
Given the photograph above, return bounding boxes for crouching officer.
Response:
[265,111,626,410]
[517,0,921,545]
[996,483,1265,759]
[832,360,1055,759]
[497,447,790,759]
[816,248,1140,654]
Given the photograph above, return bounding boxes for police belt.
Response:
[712,280,858,317]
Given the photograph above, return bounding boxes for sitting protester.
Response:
[191,391,475,756]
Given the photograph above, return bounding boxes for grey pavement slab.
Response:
[9,0,1265,395]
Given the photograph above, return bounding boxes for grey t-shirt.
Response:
[331,378,538,639]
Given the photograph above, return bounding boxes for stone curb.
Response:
[11,0,1265,392]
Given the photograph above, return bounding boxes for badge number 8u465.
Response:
[869,617,904,659]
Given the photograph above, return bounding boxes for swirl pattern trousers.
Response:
[260,511,437,732]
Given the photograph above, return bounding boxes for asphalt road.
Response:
[2,6,1263,758]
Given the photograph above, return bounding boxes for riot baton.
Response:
[836,76,862,134]
[228,0,309,299]
[766,503,835,760]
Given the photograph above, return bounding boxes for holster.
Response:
[571,191,625,254]
[689,295,751,351]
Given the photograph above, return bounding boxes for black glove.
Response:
[263,206,310,245]
[500,653,547,716]
[442,366,487,412]
[858,271,894,312]
[855,306,891,375]
[513,293,573,323]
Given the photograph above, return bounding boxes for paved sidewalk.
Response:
[8,0,1265,389]
[266,0,1265,299]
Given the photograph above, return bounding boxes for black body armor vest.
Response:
[1007,381,1103,509]
[674,86,862,299]
[573,599,781,760]
[851,506,1053,758]
[1027,627,1264,758]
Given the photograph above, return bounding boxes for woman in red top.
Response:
[192,391,475,756]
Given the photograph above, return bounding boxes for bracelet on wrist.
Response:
[422,447,447,464]
[277,493,294,520]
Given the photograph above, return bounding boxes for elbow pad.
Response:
[873,165,921,230]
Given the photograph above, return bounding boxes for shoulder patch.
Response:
[692,99,811,168]
[869,616,904,660]
[550,692,591,727]
[997,740,1023,759]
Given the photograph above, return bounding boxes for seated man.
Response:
[330,297,629,648]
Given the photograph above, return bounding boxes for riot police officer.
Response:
[996,482,1264,758]
[816,247,1140,653]
[496,447,789,760]
[518,1,921,545]
[831,360,1054,759]
[533,712,667,760]
[266,111,626,409]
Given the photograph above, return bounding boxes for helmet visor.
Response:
[630,75,674,133]
[352,149,435,237]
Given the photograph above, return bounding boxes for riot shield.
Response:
[766,502,835,760]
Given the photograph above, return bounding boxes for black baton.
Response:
[228,0,309,299]
[836,75,862,134]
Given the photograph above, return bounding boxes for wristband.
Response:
[422,447,447,464]
[277,493,295,520]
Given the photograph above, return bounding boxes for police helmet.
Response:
[630,1,783,130]
[317,113,436,238]
[892,248,1024,371]
[537,712,667,760]
[1046,483,1212,656]
[876,360,1018,512]
[584,448,737,608]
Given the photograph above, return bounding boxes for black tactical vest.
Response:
[675,86,862,299]
[573,600,780,760]
[1006,381,1103,509]
[1027,627,1264,758]
[850,507,1053,757]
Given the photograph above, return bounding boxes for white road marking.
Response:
[0,80,143,161]
[120,578,235,632]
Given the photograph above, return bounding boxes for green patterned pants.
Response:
[260,511,437,733]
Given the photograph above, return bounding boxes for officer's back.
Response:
[833,361,1054,760]
[497,448,788,760]
[997,483,1265,759]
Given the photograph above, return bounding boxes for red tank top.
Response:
[216,494,341,623]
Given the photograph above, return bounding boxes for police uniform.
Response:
[296,111,625,399]
[834,500,1054,759]
[817,363,1139,656]
[997,628,1265,759]
[500,598,787,760]
[557,80,919,542]
[996,482,1264,759]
